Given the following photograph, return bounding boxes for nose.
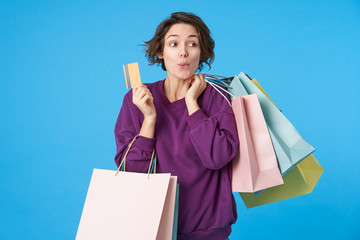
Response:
[179,45,188,58]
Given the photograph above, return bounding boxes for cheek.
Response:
[163,50,177,62]
[192,48,201,60]
[191,51,201,65]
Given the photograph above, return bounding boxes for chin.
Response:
[176,71,197,80]
[177,75,193,81]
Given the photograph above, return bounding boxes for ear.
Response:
[157,52,163,59]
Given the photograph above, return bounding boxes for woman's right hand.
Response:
[132,84,156,121]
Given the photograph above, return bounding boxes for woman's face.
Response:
[159,23,201,81]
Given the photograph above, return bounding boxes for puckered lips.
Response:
[178,62,190,68]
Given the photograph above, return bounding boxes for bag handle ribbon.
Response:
[115,135,156,179]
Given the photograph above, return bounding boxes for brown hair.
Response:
[144,12,215,72]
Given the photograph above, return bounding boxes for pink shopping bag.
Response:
[231,94,283,192]
[76,136,178,240]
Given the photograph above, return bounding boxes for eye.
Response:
[189,42,197,47]
[169,42,177,47]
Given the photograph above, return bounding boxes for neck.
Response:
[164,75,191,102]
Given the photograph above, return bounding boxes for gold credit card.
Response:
[123,62,141,88]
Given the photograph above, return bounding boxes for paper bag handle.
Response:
[115,135,156,178]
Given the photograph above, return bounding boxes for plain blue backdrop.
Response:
[1,0,359,239]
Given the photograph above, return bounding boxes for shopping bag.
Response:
[230,73,315,175]
[203,74,283,192]
[76,136,178,240]
[204,74,283,192]
[231,93,283,192]
[157,177,179,240]
[239,77,323,207]
[171,185,179,240]
[240,154,324,208]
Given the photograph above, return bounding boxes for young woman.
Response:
[114,12,239,240]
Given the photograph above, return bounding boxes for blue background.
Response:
[1,0,359,239]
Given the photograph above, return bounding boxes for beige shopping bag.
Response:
[76,136,178,240]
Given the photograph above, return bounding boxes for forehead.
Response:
[165,23,199,39]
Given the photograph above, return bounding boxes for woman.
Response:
[114,12,239,240]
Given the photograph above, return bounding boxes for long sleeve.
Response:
[114,90,156,173]
[186,86,239,170]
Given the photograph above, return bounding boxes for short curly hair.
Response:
[144,12,215,72]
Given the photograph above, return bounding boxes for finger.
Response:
[132,85,141,96]
[134,87,151,100]
[138,88,153,100]
[132,85,142,99]
[133,84,149,95]
[139,94,153,106]
[188,74,198,85]
[194,75,204,87]
[134,93,149,106]
[197,73,206,86]
[136,87,150,96]
[188,75,195,84]
[192,74,207,93]
[143,93,153,102]
[132,83,144,90]
[198,73,204,81]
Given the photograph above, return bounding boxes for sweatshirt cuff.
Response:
[132,135,156,153]
[186,109,209,130]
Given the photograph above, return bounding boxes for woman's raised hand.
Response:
[132,84,156,121]
[185,73,207,115]
[185,73,207,103]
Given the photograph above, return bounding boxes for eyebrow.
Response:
[166,34,199,39]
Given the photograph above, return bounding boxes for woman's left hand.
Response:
[185,73,207,115]
[185,73,207,103]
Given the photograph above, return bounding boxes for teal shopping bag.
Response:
[171,185,179,240]
[229,73,315,175]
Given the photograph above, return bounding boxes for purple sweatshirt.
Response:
[114,79,239,240]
